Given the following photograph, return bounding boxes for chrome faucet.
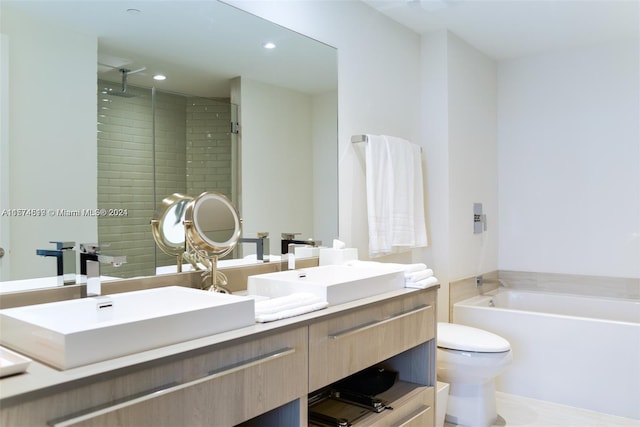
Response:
[80,243,126,269]
[280,233,322,255]
[85,259,101,297]
[36,241,76,284]
[287,243,296,270]
[239,232,270,262]
[81,244,127,297]
[79,243,100,275]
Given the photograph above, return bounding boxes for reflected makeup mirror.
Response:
[151,193,193,272]
[184,192,242,293]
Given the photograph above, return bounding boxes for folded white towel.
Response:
[255,298,328,323]
[405,276,439,289]
[341,259,437,289]
[365,135,428,258]
[254,292,324,316]
[405,268,434,283]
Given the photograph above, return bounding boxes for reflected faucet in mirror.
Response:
[239,232,270,262]
[280,233,322,255]
[79,243,101,275]
[35,241,76,285]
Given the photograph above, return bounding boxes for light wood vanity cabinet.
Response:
[0,288,437,427]
[308,289,437,427]
[309,290,435,391]
[1,327,308,427]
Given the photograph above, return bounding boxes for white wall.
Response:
[0,34,10,280]
[227,0,423,262]
[239,78,315,255]
[420,30,452,316]
[230,2,501,321]
[235,1,638,285]
[498,40,640,278]
[1,9,97,280]
[447,33,498,281]
[311,90,339,245]
[420,31,498,318]
[238,79,338,256]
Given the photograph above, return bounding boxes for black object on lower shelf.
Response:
[334,366,398,396]
[308,366,398,426]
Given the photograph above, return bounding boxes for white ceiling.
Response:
[363,0,639,60]
[4,0,637,97]
[2,0,337,97]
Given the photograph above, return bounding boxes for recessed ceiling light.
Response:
[263,42,276,49]
[126,8,141,15]
[153,74,167,81]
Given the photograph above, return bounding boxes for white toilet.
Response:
[436,322,512,427]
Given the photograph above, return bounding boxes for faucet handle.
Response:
[50,241,75,250]
[281,232,301,240]
[80,243,112,254]
[80,243,101,254]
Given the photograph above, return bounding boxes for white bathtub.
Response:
[453,289,640,420]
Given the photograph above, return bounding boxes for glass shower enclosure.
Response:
[97,79,238,278]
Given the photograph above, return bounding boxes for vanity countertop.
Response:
[0,285,438,404]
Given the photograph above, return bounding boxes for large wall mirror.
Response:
[0,0,338,292]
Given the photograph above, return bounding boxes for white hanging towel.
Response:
[365,134,428,257]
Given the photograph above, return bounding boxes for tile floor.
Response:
[444,392,640,427]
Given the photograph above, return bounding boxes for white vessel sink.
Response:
[247,264,405,305]
[0,286,255,370]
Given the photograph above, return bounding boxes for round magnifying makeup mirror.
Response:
[184,192,242,292]
[151,193,193,272]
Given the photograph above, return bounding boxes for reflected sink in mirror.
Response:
[292,246,323,258]
[0,286,255,370]
[0,275,119,294]
[247,265,405,306]
[155,257,275,275]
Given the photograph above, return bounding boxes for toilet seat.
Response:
[437,322,510,353]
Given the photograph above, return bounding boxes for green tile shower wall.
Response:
[186,99,233,198]
[97,81,233,278]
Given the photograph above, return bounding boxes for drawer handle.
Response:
[393,404,431,427]
[48,347,296,427]
[328,305,431,340]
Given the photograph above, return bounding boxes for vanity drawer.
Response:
[365,383,434,427]
[2,327,308,427]
[308,290,435,392]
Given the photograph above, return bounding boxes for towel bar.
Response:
[351,134,368,143]
[351,134,422,152]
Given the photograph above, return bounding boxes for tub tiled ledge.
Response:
[449,270,640,321]
[448,271,500,322]
[498,270,640,300]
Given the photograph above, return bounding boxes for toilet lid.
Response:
[437,322,510,353]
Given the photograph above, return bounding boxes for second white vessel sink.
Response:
[247,264,405,305]
[0,286,255,370]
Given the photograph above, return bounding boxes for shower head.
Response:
[106,68,145,98]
